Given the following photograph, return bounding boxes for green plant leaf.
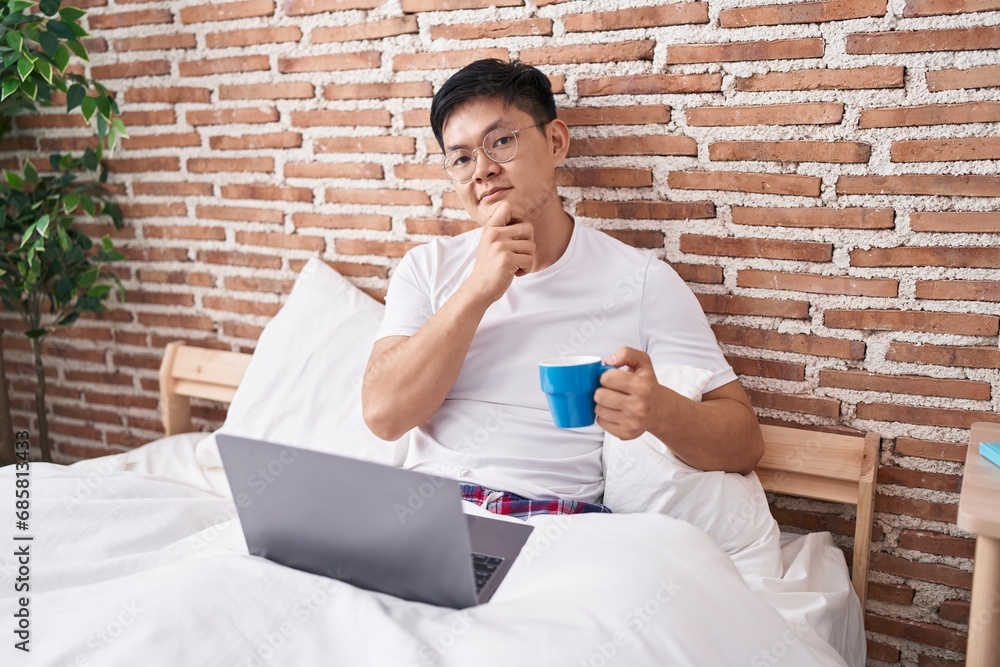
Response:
[4,170,24,190]
[23,159,36,185]
[101,235,113,251]
[56,311,78,327]
[19,221,37,248]
[59,6,86,22]
[86,284,111,298]
[5,30,22,52]
[2,50,20,69]
[10,1,34,13]
[52,42,68,71]
[25,328,46,339]
[96,94,111,119]
[38,30,58,58]
[33,57,51,83]
[82,147,98,170]
[46,19,73,39]
[65,38,87,61]
[1,77,19,101]
[36,213,50,236]
[78,266,98,289]
[16,54,32,79]
[80,194,94,216]
[20,77,35,98]
[63,191,79,212]
[65,82,84,111]
[40,0,62,15]
[56,225,70,250]
[80,94,96,122]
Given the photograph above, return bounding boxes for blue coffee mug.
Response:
[539,356,617,428]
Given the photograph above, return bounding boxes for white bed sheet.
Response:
[0,435,862,666]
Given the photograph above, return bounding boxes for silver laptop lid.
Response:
[217,434,479,609]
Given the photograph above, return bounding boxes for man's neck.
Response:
[530,203,574,273]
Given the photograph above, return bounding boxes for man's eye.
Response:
[452,155,471,167]
[493,136,513,148]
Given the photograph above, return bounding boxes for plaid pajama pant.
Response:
[459,483,613,520]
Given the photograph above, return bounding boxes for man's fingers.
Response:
[486,201,512,227]
[507,240,535,256]
[594,387,627,409]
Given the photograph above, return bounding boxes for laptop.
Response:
[217,434,534,609]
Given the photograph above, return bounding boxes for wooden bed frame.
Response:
[158,340,880,608]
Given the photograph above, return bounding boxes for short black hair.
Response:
[430,59,557,150]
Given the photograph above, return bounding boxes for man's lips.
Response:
[479,187,510,203]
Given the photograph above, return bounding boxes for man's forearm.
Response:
[362,285,491,440]
[649,383,764,474]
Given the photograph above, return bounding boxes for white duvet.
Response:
[0,436,860,667]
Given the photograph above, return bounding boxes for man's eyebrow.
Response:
[444,118,506,153]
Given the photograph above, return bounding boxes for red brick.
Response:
[858,102,1000,129]
[738,269,897,297]
[727,356,805,381]
[868,583,916,605]
[88,8,171,29]
[865,612,967,651]
[838,174,1000,196]
[282,0,382,13]
[188,158,274,173]
[106,157,180,173]
[720,0,886,27]
[578,73,722,96]
[601,229,665,249]
[917,280,1000,302]
[119,203,186,218]
[918,655,965,667]
[825,309,998,336]
[736,65,904,91]
[887,342,1000,369]
[14,114,86,129]
[137,312,216,331]
[315,136,415,154]
[206,26,301,48]
[821,369,990,401]
[431,18,552,40]
[402,109,430,128]
[542,166,653,189]
[874,495,960,525]
[851,246,1000,268]
[292,213,391,231]
[187,107,279,126]
[196,205,284,224]
[38,136,96,152]
[143,224,224,240]
[137,269,216,287]
[671,263,724,284]
[284,162,383,179]
[278,52,380,73]
[877,467,963,493]
[123,133,202,150]
[313,17,418,42]
[900,530,976,559]
[927,64,1000,91]
[733,206,894,229]
[406,218,479,236]
[667,38,824,64]
[670,171,822,197]
[180,0,274,23]
[197,250,282,269]
[847,25,1000,53]
[860,402,1000,430]
[133,182,213,196]
[209,132,302,150]
[224,276,296,294]
[569,136,696,157]
[290,110,391,127]
[895,436,967,463]
[235,231,324,251]
[559,106,670,126]
[911,211,1000,233]
[892,136,1000,162]
[222,184,313,203]
[688,102,843,126]
[323,82,431,100]
[203,296,281,318]
[91,60,170,79]
[710,140,869,163]
[400,0,518,9]
[866,640,900,663]
[748,389,841,418]
[564,4,708,31]
[771,506,883,540]
[325,189,430,206]
[179,55,270,77]
[712,324,865,359]
[576,200,715,220]
[125,87,211,103]
[394,164,448,181]
[393,49,508,71]
[682,234,831,261]
[335,239,419,258]
[116,33,196,51]
[699,293,809,318]
[905,0,1000,14]
[315,261,388,279]
[939,599,971,625]
[219,83,313,100]
[119,110,177,126]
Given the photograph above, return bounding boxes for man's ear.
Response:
[548,119,571,166]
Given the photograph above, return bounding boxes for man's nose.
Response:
[472,149,500,181]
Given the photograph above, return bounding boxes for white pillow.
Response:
[194,258,408,476]
[602,364,783,580]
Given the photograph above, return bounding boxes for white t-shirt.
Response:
[376,220,737,503]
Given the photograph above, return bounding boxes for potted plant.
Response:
[0,0,127,464]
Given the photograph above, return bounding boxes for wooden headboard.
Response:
[158,340,879,608]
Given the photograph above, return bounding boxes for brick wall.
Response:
[1,0,998,664]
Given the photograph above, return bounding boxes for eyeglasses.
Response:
[441,121,550,184]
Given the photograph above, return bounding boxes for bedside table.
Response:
[958,421,1000,667]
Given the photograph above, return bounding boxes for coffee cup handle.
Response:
[598,364,617,376]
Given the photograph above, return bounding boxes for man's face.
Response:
[440,97,559,226]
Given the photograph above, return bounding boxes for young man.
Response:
[362,59,763,517]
